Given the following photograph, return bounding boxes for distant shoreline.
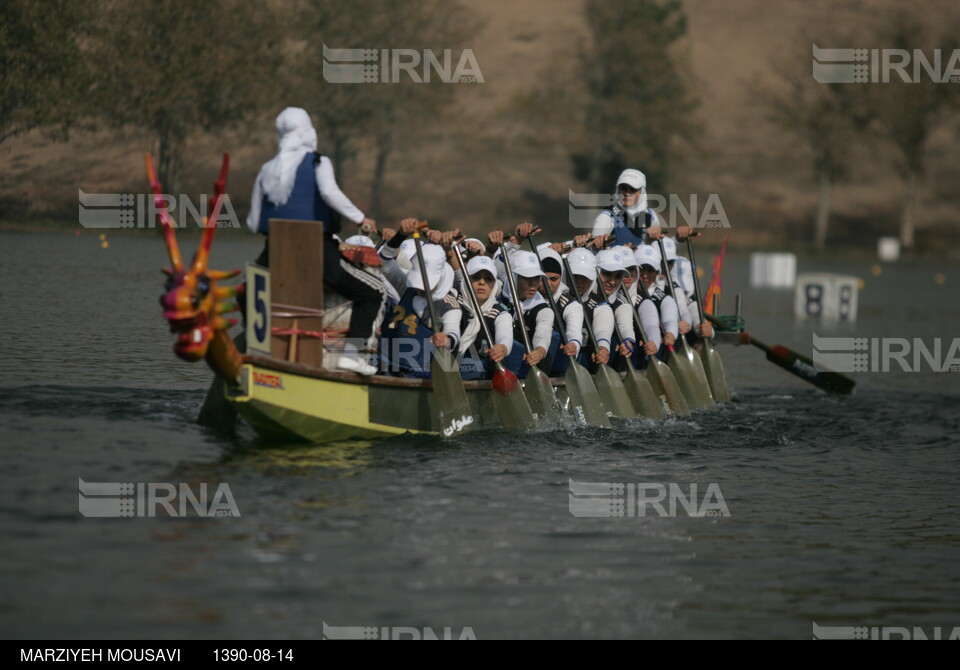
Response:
[0,219,251,236]
[2,220,957,262]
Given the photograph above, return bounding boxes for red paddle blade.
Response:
[492,367,519,395]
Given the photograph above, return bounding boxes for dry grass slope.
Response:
[2,0,958,255]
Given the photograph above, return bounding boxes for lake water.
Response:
[1,229,958,640]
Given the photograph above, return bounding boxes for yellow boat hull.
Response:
[222,357,501,443]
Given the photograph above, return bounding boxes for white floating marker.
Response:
[878,237,900,262]
[750,253,796,289]
[794,273,859,321]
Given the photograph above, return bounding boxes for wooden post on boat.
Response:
[267,219,326,368]
[288,318,299,363]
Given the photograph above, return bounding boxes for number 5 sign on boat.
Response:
[246,263,271,354]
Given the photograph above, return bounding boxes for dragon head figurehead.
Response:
[149,153,244,379]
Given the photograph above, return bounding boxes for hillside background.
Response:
[2,0,959,256]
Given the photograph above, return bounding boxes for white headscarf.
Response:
[260,108,318,207]
[501,270,547,314]
[565,247,598,299]
[406,244,454,301]
[614,168,648,220]
[459,257,505,354]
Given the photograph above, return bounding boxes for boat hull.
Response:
[223,356,503,442]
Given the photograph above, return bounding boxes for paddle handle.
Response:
[411,232,443,343]
[617,283,650,344]
[451,242,503,370]
[525,235,570,347]
[560,256,602,353]
[597,267,631,349]
[498,243,535,355]
[656,237,693,350]
[685,237,708,326]
[655,238,678,303]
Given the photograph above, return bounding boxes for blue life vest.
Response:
[607,207,656,247]
[258,153,333,234]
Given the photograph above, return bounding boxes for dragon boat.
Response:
[152,154,527,442]
[154,154,850,444]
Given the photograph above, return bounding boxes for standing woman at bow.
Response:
[246,107,384,376]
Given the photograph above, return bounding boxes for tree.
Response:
[91,0,284,193]
[866,11,960,249]
[293,0,476,222]
[0,0,92,147]
[574,0,698,191]
[761,42,870,250]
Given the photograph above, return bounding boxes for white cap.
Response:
[566,248,597,278]
[661,237,678,262]
[407,244,451,297]
[399,238,418,261]
[596,249,627,274]
[613,245,638,267]
[616,168,646,191]
[634,244,661,269]
[343,235,375,248]
[537,247,564,275]
[510,250,544,278]
[466,255,497,278]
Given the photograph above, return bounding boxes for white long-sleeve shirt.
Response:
[378,244,408,293]
[636,299,662,350]
[590,302,615,351]
[246,155,364,233]
[462,310,514,356]
[655,275,696,328]
[671,257,696,300]
[571,282,615,351]
[659,295,679,339]
[673,283,694,327]
[525,305,550,353]
[413,295,461,349]
[612,301,637,344]
[554,284,583,356]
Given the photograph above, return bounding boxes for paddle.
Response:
[685,236,732,402]
[561,255,637,419]
[411,231,477,437]
[705,315,856,395]
[637,254,704,412]
[656,238,716,411]
[497,243,563,424]
[597,267,665,419]
[617,281,690,417]
[451,243,537,430]
[525,236,611,428]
